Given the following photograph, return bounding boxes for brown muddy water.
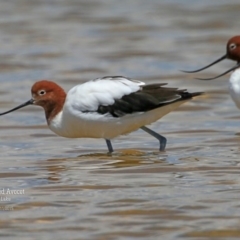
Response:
[0,0,240,239]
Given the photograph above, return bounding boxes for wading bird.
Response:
[182,36,240,108]
[0,76,203,152]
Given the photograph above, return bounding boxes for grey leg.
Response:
[141,126,167,151]
[105,139,114,153]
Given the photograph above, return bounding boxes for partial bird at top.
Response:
[182,36,240,109]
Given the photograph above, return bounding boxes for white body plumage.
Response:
[229,69,240,109]
[0,76,202,152]
[49,77,186,139]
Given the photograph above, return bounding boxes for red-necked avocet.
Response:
[0,76,203,152]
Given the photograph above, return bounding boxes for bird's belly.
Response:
[49,112,129,139]
[229,79,240,109]
[49,100,185,139]
[50,114,145,139]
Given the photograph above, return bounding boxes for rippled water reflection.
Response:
[1,0,240,239]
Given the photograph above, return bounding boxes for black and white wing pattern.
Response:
[66,76,202,117]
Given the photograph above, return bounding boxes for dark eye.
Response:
[38,90,46,95]
[229,43,237,50]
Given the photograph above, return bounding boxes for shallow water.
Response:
[0,0,240,239]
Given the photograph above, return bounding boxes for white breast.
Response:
[229,69,240,109]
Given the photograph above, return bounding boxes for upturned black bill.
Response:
[195,62,240,80]
[181,54,227,73]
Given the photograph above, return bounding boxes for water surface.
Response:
[0,0,240,239]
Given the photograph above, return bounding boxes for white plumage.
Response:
[229,69,240,109]
[49,77,185,139]
[0,76,202,152]
[67,77,144,112]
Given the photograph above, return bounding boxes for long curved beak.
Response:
[181,54,227,73]
[0,99,34,116]
[195,62,240,80]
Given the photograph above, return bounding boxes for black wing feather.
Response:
[97,83,203,117]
